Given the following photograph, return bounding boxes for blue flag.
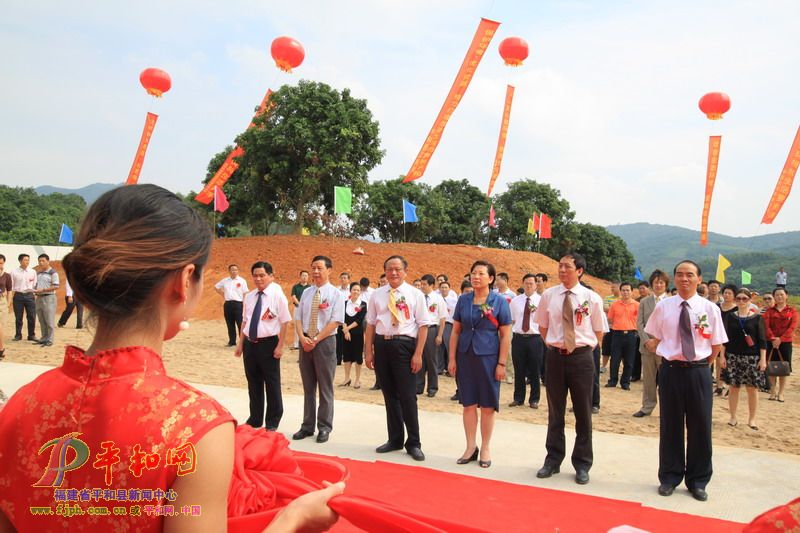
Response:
[402,199,418,223]
[59,223,74,244]
[634,267,643,281]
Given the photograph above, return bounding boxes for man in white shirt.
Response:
[633,269,670,418]
[645,260,727,502]
[535,273,550,384]
[235,261,292,431]
[534,253,607,485]
[293,256,345,443]
[775,267,787,289]
[365,255,429,461]
[494,272,516,303]
[438,280,458,375]
[10,254,37,342]
[57,280,84,329]
[215,264,249,346]
[359,277,374,305]
[416,274,447,397]
[509,274,544,408]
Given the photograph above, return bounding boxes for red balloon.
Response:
[139,68,172,98]
[271,36,305,73]
[698,92,731,120]
[498,37,529,66]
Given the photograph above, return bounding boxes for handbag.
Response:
[766,347,791,377]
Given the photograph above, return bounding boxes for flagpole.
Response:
[213,186,217,239]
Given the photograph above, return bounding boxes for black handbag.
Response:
[766,347,791,377]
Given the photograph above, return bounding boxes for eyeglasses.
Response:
[735,296,750,301]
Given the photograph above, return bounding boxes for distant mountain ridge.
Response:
[35,183,120,205]
[606,223,800,291]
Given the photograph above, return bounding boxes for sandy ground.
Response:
[2,319,797,456]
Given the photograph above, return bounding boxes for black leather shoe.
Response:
[575,470,590,485]
[529,402,539,409]
[27,336,38,342]
[292,429,314,440]
[604,383,616,388]
[508,401,524,407]
[690,487,708,501]
[658,483,675,496]
[13,336,22,341]
[536,464,560,478]
[450,394,459,401]
[426,391,436,398]
[591,406,600,414]
[456,448,478,464]
[632,411,648,418]
[316,430,330,443]
[226,342,236,347]
[369,384,381,391]
[407,447,425,461]
[376,442,403,453]
[621,384,631,391]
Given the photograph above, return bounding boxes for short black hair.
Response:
[437,274,449,282]
[674,260,701,276]
[649,269,670,286]
[421,274,436,286]
[496,272,509,282]
[535,272,548,282]
[772,287,788,296]
[228,264,238,270]
[439,281,450,289]
[299,270,309,275]
[312,255,333,268]
[460,280,472,291]
[251,261,273,275]
[522,273,536,282]
[722,283,738,295]
[707,279,721,287]
[340,272,350,278]
[0,254,5,262]
[38,253,50,261]
[349,281,360,291]
[360,277,370,286]
[384,255,408,270]
[561,253,587,275]
[18,253,29,261]
[637,281,650,288]
[619,282,633,290]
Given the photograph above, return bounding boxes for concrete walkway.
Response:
[2,362,797,525]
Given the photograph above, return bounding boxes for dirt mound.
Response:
[196,235,613,320]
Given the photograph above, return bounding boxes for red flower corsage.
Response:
[694,313,712,339]
[236,282,241,288]
[395,295,411,320]
[480,303,499,328]
[574,300,590,326]
[261,308,277,320]
[318,299,330,310]
[428,304,437,313]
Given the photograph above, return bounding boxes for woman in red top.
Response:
[0,185,341,532]
[763,287,798,402]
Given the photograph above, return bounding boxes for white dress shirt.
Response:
[295,282,345,338]
[644,293,728,362]
[361,286,375,305]
[423,291,448,327]
[215,276,249,302]
[534,283,607,349]
[442,292,458,324]
[241,283,292,339]
[510,292,542,334]
[65,280,74,298]
[495,288,516,304]
[366,282,430,337]
[10,267,37,293]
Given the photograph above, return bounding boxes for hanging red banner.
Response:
[700,135,722,246]
[195,89,273,204]
[402,18,500,183]
[761,125,800,224]
[486,85,515,197]
[125,112,159,185]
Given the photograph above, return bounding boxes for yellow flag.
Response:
[301,227,310,236]
[716,254,731,282]
[527,217,535,234]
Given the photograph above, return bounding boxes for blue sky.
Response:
[1,0,798,236]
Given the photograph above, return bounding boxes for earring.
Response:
[178,299,190,331]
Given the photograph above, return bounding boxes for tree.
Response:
[224,80,384,234]
[493,180,577,255]
[570,223,635,280]
[429,179,492,245]
[0,186,85,245]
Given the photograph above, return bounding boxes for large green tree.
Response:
[211,80,384,234]
[568,223,635,280]
[0,186,85,245]
[429,179,491,245]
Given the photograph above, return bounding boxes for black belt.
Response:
[35,293,56,298]
[551,345,592,356]
[245,335,277,344]
[612,330,637,334]
[664,359,709,368]
[514,333,540,338]
[377,334,416,341]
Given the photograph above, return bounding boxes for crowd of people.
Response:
[0,184,797,531]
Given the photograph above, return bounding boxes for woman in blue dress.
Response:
[448,260,512,468]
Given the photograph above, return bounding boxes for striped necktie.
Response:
[308,289,321,337]
[562,290,576,352]
[388,289,401,326]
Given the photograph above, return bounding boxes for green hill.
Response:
[606,223,800,292]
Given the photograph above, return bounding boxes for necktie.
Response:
[679,301,697,361]
[308,289,321,337]
[562,290,576,352]
[388,289,401,326]
[522,296,531,332]
[249,291,263,340]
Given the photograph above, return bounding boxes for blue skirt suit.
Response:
[453,291,512,411]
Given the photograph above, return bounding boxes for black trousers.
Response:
[608,331,638,387]
[592,345,601,408]
[336,327,344,365]
[544,346,594,471]
[223,300,243,345]
[58,296,84,328]
[416,325,439,394]
[511,334,543,404]
[13,293,36,338]
[242,336,283,430]
[658,362,713,490]
[632,348,642,380]
[374,337,420,450]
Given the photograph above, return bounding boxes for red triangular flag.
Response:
[540,214,552,239]
[489,205,496,228]
[214,186,230,213]
[533,213,540,232]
